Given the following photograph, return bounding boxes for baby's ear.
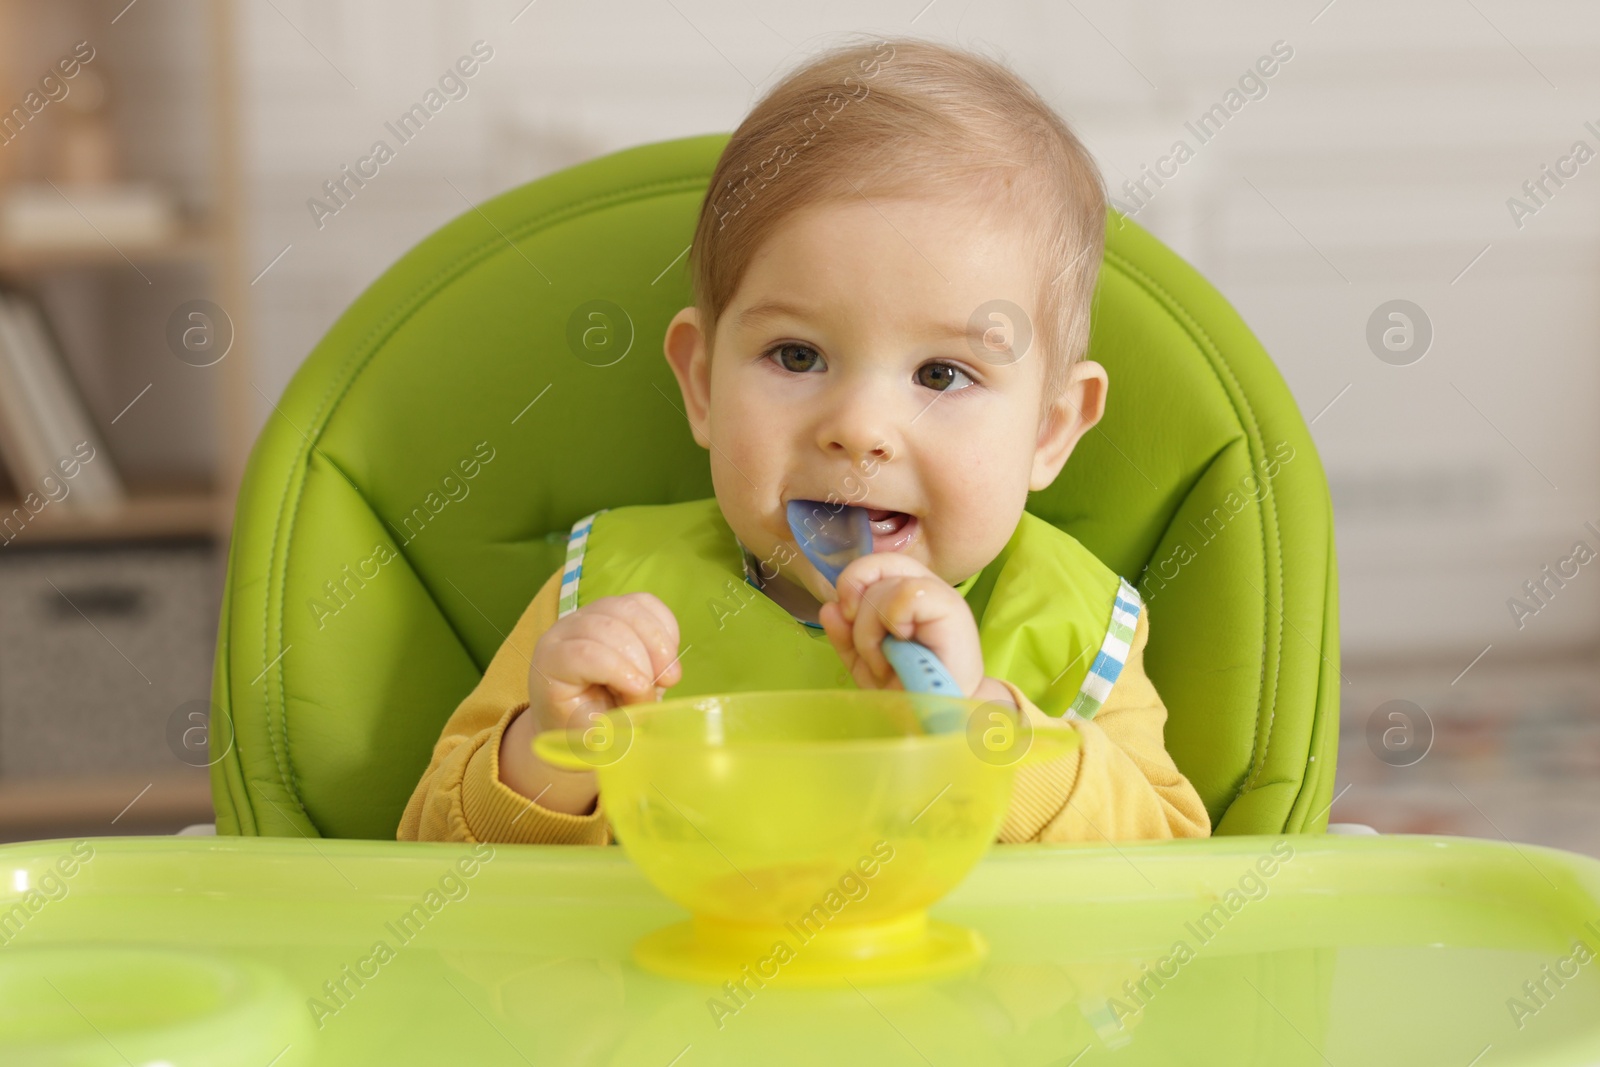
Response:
[1030,360,1108,491]
[663,307,712,449]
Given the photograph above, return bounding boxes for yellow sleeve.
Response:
[994,609,1212,844]
[395,570,614,845]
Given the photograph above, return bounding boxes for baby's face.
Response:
[664,192,1105,608]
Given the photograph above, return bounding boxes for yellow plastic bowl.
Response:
[535,689,1077,987]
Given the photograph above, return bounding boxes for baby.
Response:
[399,36,1209,845]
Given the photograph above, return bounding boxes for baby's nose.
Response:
[819,371,908,467]
[818,396,898,466]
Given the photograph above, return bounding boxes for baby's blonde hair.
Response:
[688,35,1107,409]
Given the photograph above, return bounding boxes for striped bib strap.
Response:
[1065,577,1141,721]
[557,509,608,619]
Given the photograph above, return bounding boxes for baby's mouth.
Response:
[865,508,910,534]
[779,496,920,565]
[864,508,918,553]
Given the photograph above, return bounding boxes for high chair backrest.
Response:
[210,134,1339,839]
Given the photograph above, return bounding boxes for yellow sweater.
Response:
[397,569,1211,845]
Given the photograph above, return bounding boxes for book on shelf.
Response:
[0,286,125,513]
[0,184,180,250]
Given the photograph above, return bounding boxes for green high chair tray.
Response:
[2,833,1599,1064]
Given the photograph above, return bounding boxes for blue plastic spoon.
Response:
[785,498,965,702]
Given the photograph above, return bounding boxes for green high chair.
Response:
[208,133,1339,840]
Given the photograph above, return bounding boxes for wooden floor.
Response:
[0,770,213,845]
[1331,654,1600,859]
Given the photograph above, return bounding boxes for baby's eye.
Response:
[766,342,824,373]
[915,361,975,392]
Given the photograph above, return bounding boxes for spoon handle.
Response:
[881,636,963,696]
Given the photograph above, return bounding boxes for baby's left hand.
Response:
[818,553,987,698]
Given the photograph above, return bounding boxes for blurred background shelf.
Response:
[0,0,244,838]
[0,487,218,545]
[0,227,218,272]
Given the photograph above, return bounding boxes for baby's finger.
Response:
[823,600,907,692]
[819,601,860,676]
[547,630,660,711]
[835,553,934,623]
[618,592,682,678]
[566,609,660,686]
[592,593,682,688]
[845,654,878,692]
[849,578,904,683]
[859,576,952,685]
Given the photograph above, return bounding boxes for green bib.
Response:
[556,498,1140,719]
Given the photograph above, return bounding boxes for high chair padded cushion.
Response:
[210,134,1339,839]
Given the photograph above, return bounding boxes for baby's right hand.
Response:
[526,592,683,739]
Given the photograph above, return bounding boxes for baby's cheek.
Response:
[927,511,1019,587]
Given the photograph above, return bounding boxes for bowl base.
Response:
[632,910,987,987]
